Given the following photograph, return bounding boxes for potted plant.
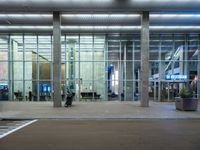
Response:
[175,87,198,111]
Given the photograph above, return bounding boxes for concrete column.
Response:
[140,11,149,107]
[53,11,62,107]
[8,35,14,101]
[198,34,200,100]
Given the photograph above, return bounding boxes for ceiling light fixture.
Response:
[0,14,52,17]
[0,25,199,30]
[62,14,140,18]
[151,14,200,17]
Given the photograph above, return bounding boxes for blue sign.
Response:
[165,75,187,80]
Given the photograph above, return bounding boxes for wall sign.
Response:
[165,75,187,80]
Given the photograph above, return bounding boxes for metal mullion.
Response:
[184,34,189,87]
[158,34,162,102]
[105,34,108,101]
[78,34,81,101]
[170,34,175,102]
[37,35,40,101]
[124,43,127,101]
[119,34,122,101]
[64,34,67,102]
[92,34,94,101]
[22,34,25,101]
[132,40,135,101]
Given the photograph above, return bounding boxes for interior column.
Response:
[140,11,149,107]
[53,11,62,107]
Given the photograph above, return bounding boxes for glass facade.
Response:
[149,34,199,101]
[0,33,199,101]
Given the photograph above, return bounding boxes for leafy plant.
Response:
[179,87,193,98]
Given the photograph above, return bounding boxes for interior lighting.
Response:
[0,14,52,18]
[132,0,194,2]
[9,0,113,2]
[62,14,140,18]
[151,14,200,18]
[150,26,200,29]
[0,26,52,29]
[0,25,199,30]
[61,26,140,30]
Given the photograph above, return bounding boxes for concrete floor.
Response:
[0,119,200,150]
[0,101,200,119]
[1,101,200,150]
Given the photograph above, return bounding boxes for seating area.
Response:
[81,92,101,100]
[14,92,23,101]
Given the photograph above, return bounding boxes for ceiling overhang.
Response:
[0,0,200,12]
[0,1,200,33]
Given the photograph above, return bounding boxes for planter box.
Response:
[175,97,198,111]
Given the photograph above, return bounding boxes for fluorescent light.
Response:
[132,0,194,2]
[0,14,52,17]
[151,14,200,18]
[150,26,200,29]
[0,26,52,29]
[62,14,140,18]
[0,25,199,30]
[61,26,140,30]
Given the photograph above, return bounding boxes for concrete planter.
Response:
[175,97,198,111]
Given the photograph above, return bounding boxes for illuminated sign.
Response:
[165,75,187,80]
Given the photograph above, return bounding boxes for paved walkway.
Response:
[1,119,200,150]
[0,101,200,119]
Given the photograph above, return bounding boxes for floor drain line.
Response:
[0,119,37,139]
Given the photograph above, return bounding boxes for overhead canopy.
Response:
[0,0,200,33]
[0,0,200,12]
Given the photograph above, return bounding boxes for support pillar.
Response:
[198,34,200,100]
[140,11,149,107]
[53,11,62,107]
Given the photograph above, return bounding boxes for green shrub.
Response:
[179,87,193,98]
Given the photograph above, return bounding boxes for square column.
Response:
[53,11,62,107]
[140,11,149,107]
[198,34,200,100]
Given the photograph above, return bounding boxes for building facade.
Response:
[0,1,200,107]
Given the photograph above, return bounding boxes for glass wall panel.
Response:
[0,81,8,101]
[32,81,38,101]
[13,62,23,80]
[94,62,105,81]
[80,80,93,101]
[24,35,37,61]
[39,81,51,101]
[39,62,51,80]
[13,81,23,101]
[80,62,92,81]
[0,35,9,101]
[0,62,8,81]
[38,36,52,62]
[25,62,33,80]
[150,33,200,101]
[150,34,159,61]
[94,81,105,100]
[11,35,23,61]
[0,35,8,61]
